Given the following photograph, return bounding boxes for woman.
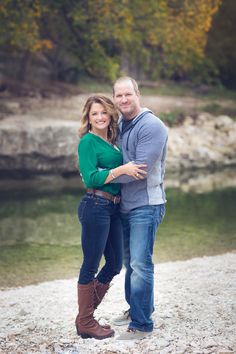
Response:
[75,94,146,340]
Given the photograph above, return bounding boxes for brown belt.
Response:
[87,189,121,204]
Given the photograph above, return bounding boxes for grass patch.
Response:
[4,76,236,103]
[159,102,236,126]
[75,77,236,101]
[139,81,236,100]
[77,77,113,94]
[159,109,186,126]
[200,102,236,118]
[139,81,196,97]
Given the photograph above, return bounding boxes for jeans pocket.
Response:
[78,200,87,221]
[159,204,166,224]
[94,197,110,206]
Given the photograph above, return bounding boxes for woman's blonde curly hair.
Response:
[78,94,119,144]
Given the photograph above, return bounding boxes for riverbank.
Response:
[0,253,235,354]
[0,113,235,177]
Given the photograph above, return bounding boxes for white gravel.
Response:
[0,253,235,354]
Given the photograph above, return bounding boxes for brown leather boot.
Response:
[94,279,110,309]
[75,281,114,339]
[93,279,111,330]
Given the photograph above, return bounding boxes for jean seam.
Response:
[124,205,163,330]
[78,197,122,284]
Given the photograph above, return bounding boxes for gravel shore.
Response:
[0,253,235,354]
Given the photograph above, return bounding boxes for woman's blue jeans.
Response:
[121,204,166,332]
[78,194,123,285]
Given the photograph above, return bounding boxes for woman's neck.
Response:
[90,129,108,141]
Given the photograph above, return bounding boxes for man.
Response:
[111,76,168,340]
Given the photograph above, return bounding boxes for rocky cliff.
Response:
[0,113,236,177]
[0,117,79,177]
[168,113,236,170]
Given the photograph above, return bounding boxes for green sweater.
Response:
[78,132,123,195]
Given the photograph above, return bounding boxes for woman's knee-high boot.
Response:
[94,279,110,310]
[75,281,114,340]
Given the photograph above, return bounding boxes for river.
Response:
[0,168,235,288]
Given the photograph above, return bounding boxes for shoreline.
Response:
[0,252,235,354]
[0,165,236,193]
[1,112,236,177]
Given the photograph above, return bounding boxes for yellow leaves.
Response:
[33,1,42,18]
[147,31,159,46]
[42,40,53,50]
[20,22,29,30]
[0,0,223,80]
[32,39,53,52]
[162,0,222,69]
[0,0,51,53]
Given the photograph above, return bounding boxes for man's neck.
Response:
[123,108,142,121]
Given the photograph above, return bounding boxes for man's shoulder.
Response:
[140,111,167,130]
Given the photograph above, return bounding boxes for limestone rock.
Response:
[0,113,236,176]
[167,113,236,172]
[0,115,79,176]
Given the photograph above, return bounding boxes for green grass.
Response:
[159,103,236,126]
[159,109,186,126]
[141,81,236,100]
[76,77,236,101]
[140,80,197,97]
[200,102,236,119]
[77,77,113,94]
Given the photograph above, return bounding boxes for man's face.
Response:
[113,80,141,120]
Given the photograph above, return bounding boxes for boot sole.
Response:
[76,324,114,339]
[80,331,115,340]
[76,325,111,336]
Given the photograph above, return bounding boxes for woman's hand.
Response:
[105,161,147,184]
[122,161,147,180]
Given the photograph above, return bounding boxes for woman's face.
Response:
[89,102,111,135]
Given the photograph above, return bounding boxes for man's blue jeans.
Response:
[121,204,166,332]
[78,194,123,285]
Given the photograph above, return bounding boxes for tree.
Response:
[119,0,222,80]
[206,0,236,88]
[0,0,52,80]
[0,0,52,52]
[0,0,223,83]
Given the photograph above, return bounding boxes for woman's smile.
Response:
[89,102,111,135]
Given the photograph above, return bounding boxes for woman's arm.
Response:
[79,140,109,188]
[79,138,146,187]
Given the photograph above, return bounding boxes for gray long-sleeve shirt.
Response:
[113,108,168,213]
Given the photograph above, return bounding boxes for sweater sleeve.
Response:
[78,139,109,188]
[113,119,168,183]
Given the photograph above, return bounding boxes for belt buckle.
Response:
[113,196,120,204]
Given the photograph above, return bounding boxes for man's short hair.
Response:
[113,76,139,95]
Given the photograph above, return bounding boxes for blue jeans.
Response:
[78,193,123,285]
[121,204,166,332]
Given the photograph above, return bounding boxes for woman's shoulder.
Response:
[79,132,95,145]
[80,132,92,141]
[78,133,94,151]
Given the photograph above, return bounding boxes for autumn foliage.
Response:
[0,0,224,83]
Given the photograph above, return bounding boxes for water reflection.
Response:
[166,166,236,192]
[0,168,235,288]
